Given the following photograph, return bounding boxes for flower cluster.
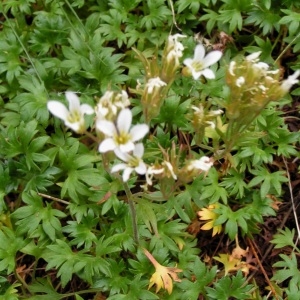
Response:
[47,37,222,183]
[226,51,300,121]
[96,106,149,182]
[190,104,223,144]
[47,91,149,182]
[134,34,186,123]
[161,33,186,83]
[221,51,300,155]
[96,90,130,122]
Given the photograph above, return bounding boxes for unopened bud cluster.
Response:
[133,34,186,123]
[225,52,299,121]
[95,90,130,122]
[191,104,223,144]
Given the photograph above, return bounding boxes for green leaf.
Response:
[0,227,26,274]
[27,277,63,300]
[205,271,253,300]
[12,191,66,241]
[136,198,159,235]
[179,257,217,298]
[272,253,300,287]
[271,228,296,249]
[0,283,21,300]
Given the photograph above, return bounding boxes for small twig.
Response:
[168,0,181,32]
[37,192,69,205]
[247,196,295,284]
[247,238,279,300]
[283,157,300,243]
[275,31,300,65]
[14,269,30,296]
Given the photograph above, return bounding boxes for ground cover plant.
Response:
[0,0,300,299]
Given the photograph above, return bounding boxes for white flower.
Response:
[146,77,167,94]
[253,62,269,71]
[281,70,300,93]
[96,91,114,119]
[96,90,131,122]
[97,108,149,153]
[229,61,236,75]
[206,121,216,129]
[168,34,186,47]
[236,77,245,87]
[146,166,164,186]
[47,92,94,133]
[111,143,147,182]
[162,161,177,180]
[167,34,186,58]
[246,51,261,62]
[192,105,223,116]
[183,44,222,80]
[188,156,213,172]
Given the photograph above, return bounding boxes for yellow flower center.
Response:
[67,110,81,123]
[127,156,140,168]
[192,61,204,72]
[114,131,131,145]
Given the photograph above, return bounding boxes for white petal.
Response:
[194,44,205,61]
[147,167,164,175]
[193,156,213,171]
[99,138,116,153]
[119,141,135,153]
[117,109,132,133]
[281,71,300,92]
[202,69,215,79]
[135,161,147,175]
[47,101,69,121]
[114,148,130,162]
[202,51,222,68]
[66,92,81,111]
[96,120,116,136]
[122,167,133,182]
[164,161,177,180]
[236,77,245,87]
[254,62,269,71]
[192,70,202,80]
[130,124,149,142]
[65,121,81,132]
[80,104,94,115]
[229,61,236,75]
[246,51,261,61]
[133,143,144,158]
[111,163,127,173]
[183,58,193,67]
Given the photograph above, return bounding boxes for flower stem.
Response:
[123,182,139,244]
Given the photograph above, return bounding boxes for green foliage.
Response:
[0,283,21,300]
[0,29,23,84]
[178,257,217,298]
[271,228,297,249]
[0,227,26,274]
[272,253,300,287]
[12,191,66,241]
[205,271,253,299]
[245,3,281,35]
[43,239,113,287]
[0,0,299,298]
[196,169,228,204]
[248,168,288,198]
